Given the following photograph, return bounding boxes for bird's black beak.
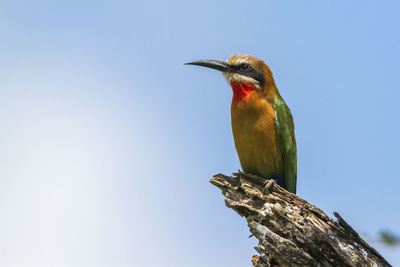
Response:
[185,60,232,72]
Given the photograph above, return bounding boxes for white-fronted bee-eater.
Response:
[186,54,297,193]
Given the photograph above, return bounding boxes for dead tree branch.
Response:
[210,173,391,267]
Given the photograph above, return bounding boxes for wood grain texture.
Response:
[210,173,391,267]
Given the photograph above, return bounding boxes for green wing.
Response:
[273,96,297,194]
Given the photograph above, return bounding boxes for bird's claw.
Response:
[263,179,275,195]
[235,172,275,194]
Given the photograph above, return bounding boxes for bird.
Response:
[186,54,297,194]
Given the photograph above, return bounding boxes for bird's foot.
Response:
[234,172,275,194]
[235,172,263,185]
[263,179,275,195]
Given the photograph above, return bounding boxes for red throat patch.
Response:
[230,82,255,102]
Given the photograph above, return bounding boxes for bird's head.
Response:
[186,54,277,101]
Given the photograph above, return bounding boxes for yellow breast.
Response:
[231,91,283,178]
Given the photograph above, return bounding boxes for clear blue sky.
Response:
[1,1,399,266]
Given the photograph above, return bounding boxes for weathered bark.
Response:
[210,173,391,267]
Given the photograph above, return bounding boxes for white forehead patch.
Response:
[226,54,256,65]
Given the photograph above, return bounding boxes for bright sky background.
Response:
[1,1,399,266]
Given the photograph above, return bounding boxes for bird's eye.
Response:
[240,63,249,71]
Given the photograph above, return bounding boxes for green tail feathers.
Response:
[273,96,297,194]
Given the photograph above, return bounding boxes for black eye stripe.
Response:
[230,64,264,86]
[240,63,249,70]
